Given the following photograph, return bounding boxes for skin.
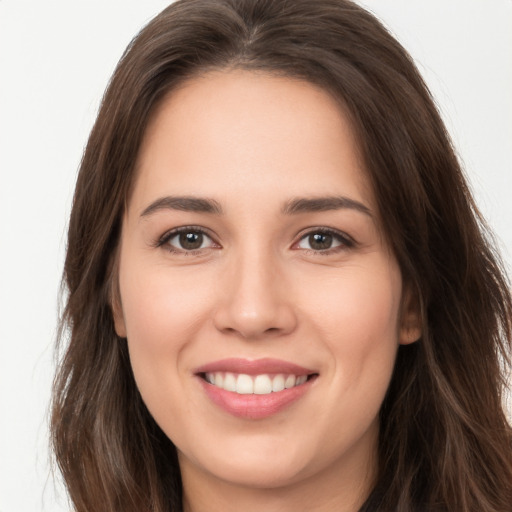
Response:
[113,70,421,512]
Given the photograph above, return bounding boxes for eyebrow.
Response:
[140,196,223,217]
[140,194,372,218]
[282,196,372,216]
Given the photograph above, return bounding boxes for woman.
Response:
[51,0,512,510]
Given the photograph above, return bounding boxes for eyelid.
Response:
[154,225,355,255]
[156,225,220,252]
[292,227,356,252]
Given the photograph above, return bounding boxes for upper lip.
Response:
[194,358,315,376]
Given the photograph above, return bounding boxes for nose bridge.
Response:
[236,247,278,310]
[213,241,296,339]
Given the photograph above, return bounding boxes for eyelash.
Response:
[155,226,356,255]
[156,226,218,255]
[293,227,356,255]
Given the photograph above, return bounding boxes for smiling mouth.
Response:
[194,358,319,418]
[200,372,317,395]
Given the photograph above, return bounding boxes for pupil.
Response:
[179,232,203,250]
[310,233,332,250]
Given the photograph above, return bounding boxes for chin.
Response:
[200,456,311,489]
[177,431,318,489]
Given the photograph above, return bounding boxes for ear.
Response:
[109,256,127,338]
[111,292,127,338]
[398,285,422,345]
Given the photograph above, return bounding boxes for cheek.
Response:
[120,263,212,344]
[118,261,216,397]
[301,263,401,392]
[304,263,401,340]
[118,263,220,436]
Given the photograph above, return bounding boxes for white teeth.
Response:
[204,372,309,395]
[284,375,296,389]
[272,374,285,392]
[236,374,254,394]
[296,375,307,385]
[254,374,272,394]
[214,373,224,388]
[223,372,237,392]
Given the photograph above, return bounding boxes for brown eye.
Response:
[296,230,349,252]
[163,229,216,252]
[308,233,333,250]
[179,232,204,250]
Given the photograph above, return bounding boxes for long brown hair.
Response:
[51,1,512,510]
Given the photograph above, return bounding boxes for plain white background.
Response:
[0,1,510,511]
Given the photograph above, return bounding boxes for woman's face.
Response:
[114,70,420,500]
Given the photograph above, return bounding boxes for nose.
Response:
[212,251,298,340]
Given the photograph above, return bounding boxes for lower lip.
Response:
[198,376,316,420]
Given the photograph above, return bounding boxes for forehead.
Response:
[131,69,374,216]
